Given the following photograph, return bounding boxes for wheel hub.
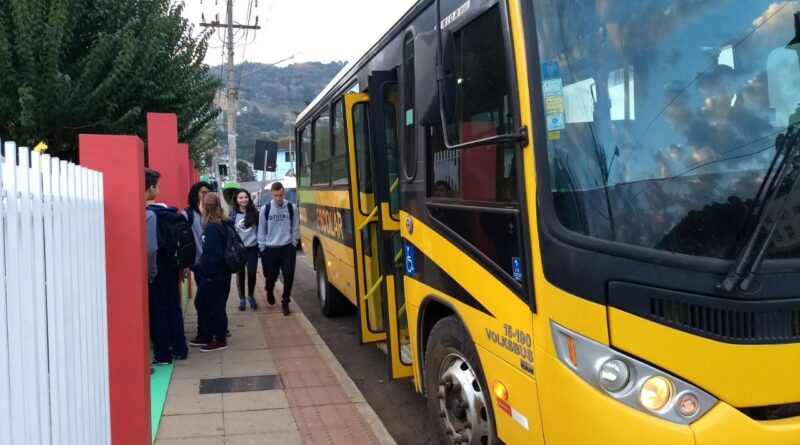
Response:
[436,353,491,445]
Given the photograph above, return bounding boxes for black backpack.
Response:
[151,206,196,270]
[263,201,294,231]
[223,223,247,273]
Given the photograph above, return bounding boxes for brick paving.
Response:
[154,266,391,445]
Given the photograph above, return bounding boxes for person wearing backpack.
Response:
[258,181,300,316]
[145,168,191,365]
[231,189,260,311]
[181,181,211,343]
[195,192,235,352]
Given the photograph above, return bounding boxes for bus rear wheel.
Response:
[315,248,343,317]
[425,316,495,445]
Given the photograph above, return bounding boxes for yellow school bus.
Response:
[296,0,800,443]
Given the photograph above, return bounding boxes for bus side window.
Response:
[298,126,311,187]
[446,4,513,146]
[425,4,524,285]
[402,30,417,180]
[353,102,374,214]
[312,109,331,186]
[332,99,348,185]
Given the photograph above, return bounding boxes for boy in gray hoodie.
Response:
[257,181,300,315]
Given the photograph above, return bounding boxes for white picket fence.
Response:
[0,141,110,444]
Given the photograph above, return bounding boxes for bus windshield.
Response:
[532,0,800,260]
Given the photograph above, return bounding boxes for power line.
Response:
[200,0,262,180]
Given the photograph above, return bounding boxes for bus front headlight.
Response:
[640,376,672,411]
[551,321,716,424]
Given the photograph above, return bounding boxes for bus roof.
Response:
[295,1,421,124]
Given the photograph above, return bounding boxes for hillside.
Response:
[210,61,345,163]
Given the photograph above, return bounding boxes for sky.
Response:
[182,0,417,66]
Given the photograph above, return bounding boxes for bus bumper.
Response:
[691,402,800,445]
[536,346,694,445]
[537,346,800,444]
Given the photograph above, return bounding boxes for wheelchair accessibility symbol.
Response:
[404,244,416,277]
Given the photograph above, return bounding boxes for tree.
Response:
[237,160,255,182]
[0,0,220,161]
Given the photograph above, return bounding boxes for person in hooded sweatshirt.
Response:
[258,181,300,316]
[182,181,211,346]
[231,189,260,311]
[145,168,189,364]
[195,192,232,352]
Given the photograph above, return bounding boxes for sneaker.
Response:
[281,302,290,316]
[173,353,188,360]
[238,299,247,311]
[248,295,258,310]
[200,341,228,352]
[152,358,172,366]
[188,336,210,347]
[266,292,275,305]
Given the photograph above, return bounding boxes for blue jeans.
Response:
[149,270,188,361]
[196,277,229,342]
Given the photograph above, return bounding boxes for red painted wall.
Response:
[176,143,189,209]
[79,135,150,445]
[146,113,181,208]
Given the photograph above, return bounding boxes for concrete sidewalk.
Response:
[154,271,396,445]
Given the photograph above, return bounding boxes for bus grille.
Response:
[649,298,800,343]
[740,402,800,420]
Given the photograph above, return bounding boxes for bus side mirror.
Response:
[416,28,457,126]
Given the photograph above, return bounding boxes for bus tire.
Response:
[315,248,342,317]
[424,316,496,445]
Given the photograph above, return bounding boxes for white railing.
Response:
[0,141,110,445]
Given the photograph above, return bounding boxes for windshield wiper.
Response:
[719,124,800,293]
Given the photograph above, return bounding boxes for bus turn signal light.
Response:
[678,393,700,417]
[492,381,508,401]
[566,336,577,367]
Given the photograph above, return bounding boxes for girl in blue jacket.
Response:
[194,193,232,352]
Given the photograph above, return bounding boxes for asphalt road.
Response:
[291,252,442,445]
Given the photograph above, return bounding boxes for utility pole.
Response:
[200,0,260,181]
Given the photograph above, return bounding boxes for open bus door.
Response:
[345,92,387,345]
[367,70,413,379]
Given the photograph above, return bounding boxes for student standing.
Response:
[258,182,300,316]
[231,189,259,311]
[195,193,232,352]
[145,168,189,364]
[182,181,211,346]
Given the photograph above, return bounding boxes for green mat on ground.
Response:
[150,278,192,443]
[150,362,174,442]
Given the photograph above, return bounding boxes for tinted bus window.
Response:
[299,127,311,187]
[332,99,348,185]
[312,112,331,186]
[402,30,416,179]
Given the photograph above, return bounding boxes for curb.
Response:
[291,300,398,445]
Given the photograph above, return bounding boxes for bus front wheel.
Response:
[425,316,496,445]
[315,248,343,317]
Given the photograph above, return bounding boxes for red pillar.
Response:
[187,157,199,187]
[79,135,150,445]
[147,113,181,207]
[176,143,190,208]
